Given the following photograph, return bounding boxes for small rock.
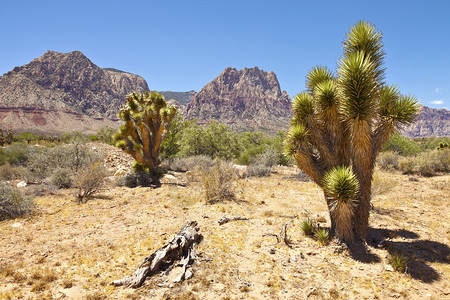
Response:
[114,168,127,177]
[269,248,276,254]
[16,181,27,188]
[11,222,22,228]
[384,264,394,272]
[164,174,177,180]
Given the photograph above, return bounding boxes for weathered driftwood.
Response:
[111,220,202,288]
[218,216,249,225]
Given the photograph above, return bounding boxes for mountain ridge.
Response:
[185,66,292,133]
[0,50,148,134]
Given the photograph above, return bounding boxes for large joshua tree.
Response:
[284,21,419,242]
[114,91,178,177]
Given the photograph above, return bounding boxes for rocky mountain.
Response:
[0,50,148,134]
[185,67,292,132]
[158,90,196,106]
[401,105,449,137]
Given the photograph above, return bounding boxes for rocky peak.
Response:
[401,105,449,137]
[0,50,149,134]
[0,50,149,119]
[185,67,291,132]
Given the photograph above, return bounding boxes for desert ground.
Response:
[0,145,449,299]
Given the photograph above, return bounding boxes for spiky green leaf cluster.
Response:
[322,166,359,204]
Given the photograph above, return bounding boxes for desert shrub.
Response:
[382,134,421,156]
[60,131,88,144]
[0,182,34,221]
[73,162,108,203]
[0,164,28,181]
[1,143,31,166]
[166,155,215,172]
[51,168,72,189]
[416,149,449,176]
[371,171,396,197]
[398,156,416,174]
[200,160,237,203]
[253,147,282,167]
[397,149,449,176]
[244,164,271,177]
[96,126,116,145]
[377,151,400,171]
[27,143,100,182]
[116,171,161,188]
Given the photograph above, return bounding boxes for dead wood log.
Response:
[218,216,249,225]
[111,220,202,288]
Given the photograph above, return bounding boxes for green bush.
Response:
[60,131,88,144]
[423,136,450,150]
[382,134,421,156]
[96,126,117,145]
[235,144,266,165]
[1,143,31,166]
[178,120,242,160]
[88,135,99,141]
[0,182,34,221]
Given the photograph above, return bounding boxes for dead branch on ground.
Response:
[218,216,249,225]
[110,220,202,288]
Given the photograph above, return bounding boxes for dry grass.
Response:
[0,167,448,299]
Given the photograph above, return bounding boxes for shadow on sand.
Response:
[346,227,449,283]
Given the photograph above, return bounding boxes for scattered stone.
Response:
[269,248,276,254]
[16,180,27,188]
[384,264,394,272]
[11,222,22,228]
[114,168,127,177]
[163,174,177,181]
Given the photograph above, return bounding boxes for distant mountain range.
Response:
[0,50,448,137]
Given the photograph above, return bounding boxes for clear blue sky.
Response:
[1,0,449,109]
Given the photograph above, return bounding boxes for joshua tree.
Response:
[284,21,419,241]
[114,91,178,178]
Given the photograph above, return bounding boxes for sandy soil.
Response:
[0,155,449,299]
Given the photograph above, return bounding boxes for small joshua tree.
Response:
[284,21,419,242]
[114,91,178,180]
